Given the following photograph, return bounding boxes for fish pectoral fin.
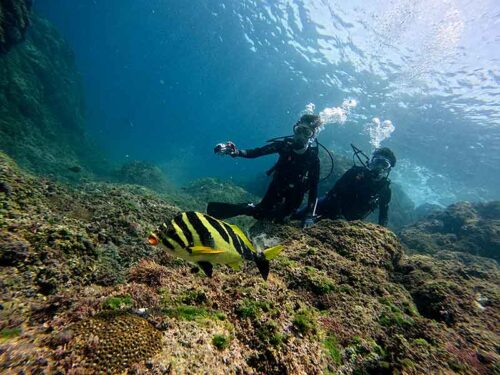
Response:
[189,246,224,254]
[228,262,241,270]
[263,245,284,260]
[197,261,213,277]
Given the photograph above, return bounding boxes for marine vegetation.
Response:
[1,151,498,374]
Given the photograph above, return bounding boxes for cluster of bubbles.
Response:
[304,99,358,130]
[365,117,395,148]
[303,100,395,149]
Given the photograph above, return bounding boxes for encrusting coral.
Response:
[64,313,163,373]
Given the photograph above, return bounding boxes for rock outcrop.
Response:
[400,201,500,261]
[1,152,498,374]
[0,14,96,180]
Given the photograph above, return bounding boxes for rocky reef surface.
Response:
[1,151,498,374]
[400,201,500,261]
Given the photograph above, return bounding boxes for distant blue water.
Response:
[36,0,500,206]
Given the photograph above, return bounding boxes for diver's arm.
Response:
[235,142,281,159]
[378,184,391,226]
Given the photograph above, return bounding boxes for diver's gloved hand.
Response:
[302,214,316,228]
[214,141,238,156]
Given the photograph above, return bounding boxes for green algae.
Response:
[178,289,207,305]
[163,305,208,321]
[412,338,430,347]
[235,299,275,319]
[256,320,284,347]
[292,309,317,335]
[212,334,231,350]
[379,309,415,329]
[0,327,21,340]
[323,334,342,365]
[105,295,133,310]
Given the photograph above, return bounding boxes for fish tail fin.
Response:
[263,245,284,260]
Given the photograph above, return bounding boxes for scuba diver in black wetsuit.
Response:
[207,114,321,228]
[296,146,396,226]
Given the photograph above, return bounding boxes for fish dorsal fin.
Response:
[229,224,255,251]
[189,246,224,254]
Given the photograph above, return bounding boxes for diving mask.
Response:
[293,124,315,138]
[369,156,391,171]
[369,156,391,180]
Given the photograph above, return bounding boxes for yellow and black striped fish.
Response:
[148,211,283,280]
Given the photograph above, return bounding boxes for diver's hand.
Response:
[302,214,316,228]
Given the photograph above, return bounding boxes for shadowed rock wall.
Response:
[0,0,32,54]
[0,13,96,179]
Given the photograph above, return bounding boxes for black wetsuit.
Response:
[208,139,320,221]
[316,166,391,226]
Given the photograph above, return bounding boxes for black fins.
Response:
[254,255,270,281]
[207,202,251,220]
[197,261,213,278]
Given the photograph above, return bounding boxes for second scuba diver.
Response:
[295,146,396,226]
[207,114,322,228]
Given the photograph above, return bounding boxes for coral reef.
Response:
[400,201,500,260]
[0,0,32,54]
[1,153,498,374]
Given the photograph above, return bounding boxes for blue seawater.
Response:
[35,0,500,206]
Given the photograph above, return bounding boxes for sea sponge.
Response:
[68,313,162,372]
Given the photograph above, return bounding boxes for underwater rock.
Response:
[0,180,13,195]
[116,160,170,192]
[0,0,32,54]
[0,232,30,266]
[0,14,97,180]
[400,201,500,260]
[183,177,259,205]
[414,202,444,220]
[67,165,82,173]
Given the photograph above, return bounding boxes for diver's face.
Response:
[369,156,391,180]
[293,124,315,147]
